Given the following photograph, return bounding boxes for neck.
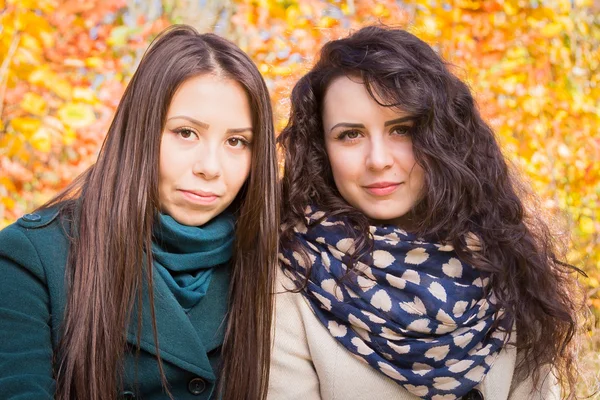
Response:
[372,213,418,232]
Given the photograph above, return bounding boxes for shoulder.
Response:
[2,205,64,236]
[273,266,333,342]
[273,267,314,337]
[1,205,68,247]
[0,205,70,279]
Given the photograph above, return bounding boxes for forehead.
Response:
[322,75,405,123]
[167,74,252,122]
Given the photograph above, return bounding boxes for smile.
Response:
[363,182,402,196]
[179,189,220,205]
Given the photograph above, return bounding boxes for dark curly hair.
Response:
[279,25,583,397]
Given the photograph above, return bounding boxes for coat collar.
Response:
[127,263,231,380]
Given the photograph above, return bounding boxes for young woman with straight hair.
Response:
[269,26,583,400]
[0,25,278,400]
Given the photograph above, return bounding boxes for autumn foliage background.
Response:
[1,0,599,392]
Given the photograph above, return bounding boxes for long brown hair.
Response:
[279,26,583,397]
[43,25,278,400]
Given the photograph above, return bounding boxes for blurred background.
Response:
[0,0,599,395]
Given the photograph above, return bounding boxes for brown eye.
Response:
[391,125,411,136]
[227,137,249,148]
[338,130,362,140]
[176,128,197,140]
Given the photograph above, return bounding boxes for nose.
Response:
[365,136,394,171]
[192,143,221,179]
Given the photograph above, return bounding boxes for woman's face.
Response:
[159,74,253,226]
[322,75,425,228]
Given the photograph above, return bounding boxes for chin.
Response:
[170,211,212,227]
[363,211,410,225]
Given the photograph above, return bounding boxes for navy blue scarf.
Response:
[280,207,511,400]
[152,212,235,311]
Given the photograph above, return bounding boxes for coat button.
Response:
[188,377,206,395]
[120,391,136,399]
[22,213,41,222]
[463,388,484,400]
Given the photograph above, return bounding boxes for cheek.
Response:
[158,138,171,186]
[225,152,252,194]
[407,164,426,197]
[158,139,182,187]
[327,149,360,190]
[326,142,346,179]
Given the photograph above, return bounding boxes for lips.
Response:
[363,182,402,196]
[179,189,220,204]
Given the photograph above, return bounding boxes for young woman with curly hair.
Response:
[269,26,582,400]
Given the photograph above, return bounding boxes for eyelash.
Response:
[336,125,411,141]
[227,137,251,148]
[173,128,251,148]
[336,129,362,141]
[391,125,411,136]
[173,127,198,140]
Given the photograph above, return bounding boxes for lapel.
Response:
[126,264,230,380]
[186,265,230,352]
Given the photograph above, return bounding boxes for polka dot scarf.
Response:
[279,208,511,400]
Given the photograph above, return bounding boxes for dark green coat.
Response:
[0,207,230,399]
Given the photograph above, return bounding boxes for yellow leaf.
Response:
[73,87,98,104]
[38,30,55,48]
[28,68,56,86]
[30,127,52,153]
[0,177,16,193]
[340,3,352,15]
[1,197,15,209]
[15,11,49,32]
[540,23,563,38]
[272,65,292,76]
[14,46,40,65]
[373,4,391,18]
[318,16,337,29]
[108,26,132,47]
[557,144,571,158]
[20,33,42,54]
[457,0,481,10]
[57,103,96,128]
[62,127,77,146]
[0,135,20,158]
[10,117,41,135]
[421,16,439,38]
[51,79,73,100]
[20,92,47,116]
[85,57,104,68]
[580,216,595,235]
[12,0,55,11]
[286,5,299,22]
[502,0,520,16]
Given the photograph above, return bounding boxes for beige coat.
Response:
[268,270,560,400]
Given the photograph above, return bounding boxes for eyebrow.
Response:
[383,116,415,127]
[167,116,252,134]
[328,116,415,133]
[328,122,365,133]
